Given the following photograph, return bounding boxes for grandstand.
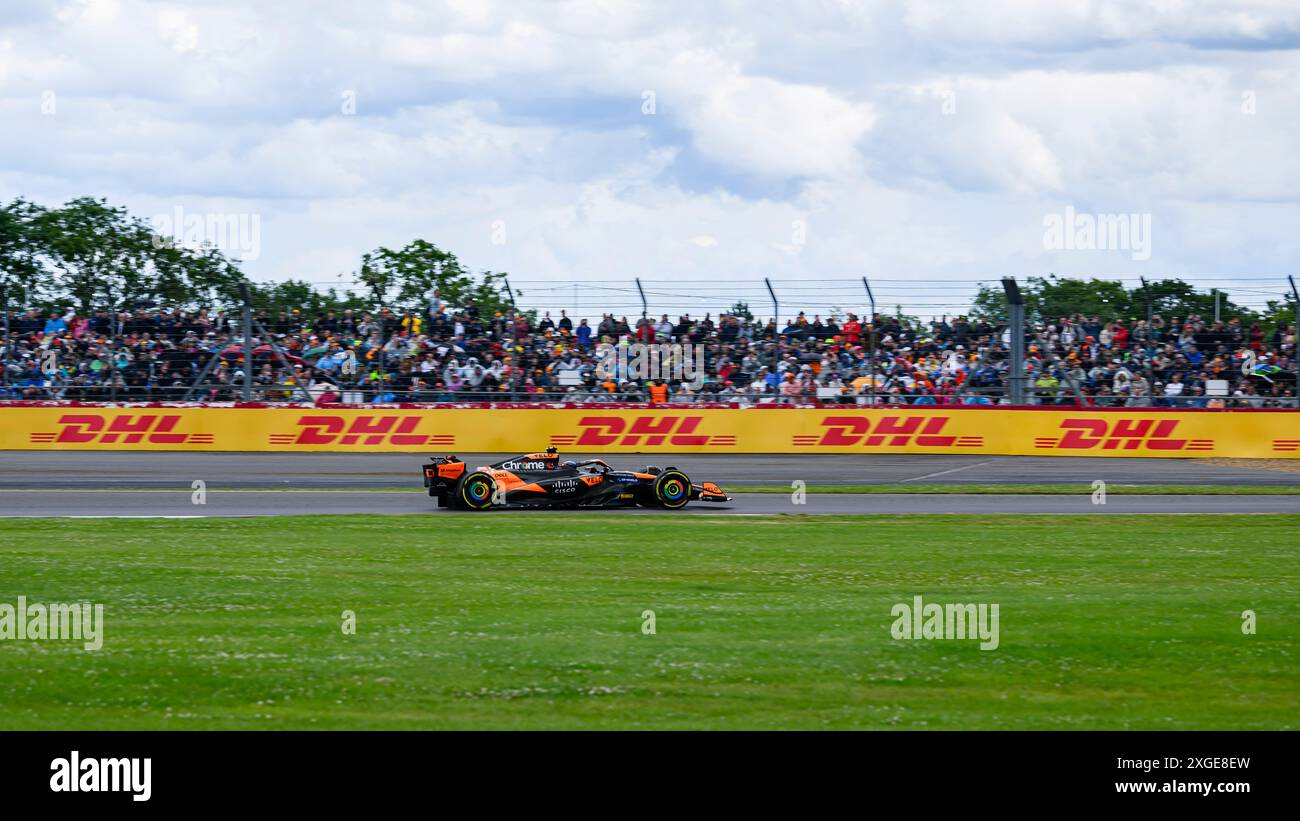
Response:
[2,279,1294,408]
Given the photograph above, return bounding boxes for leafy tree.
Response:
[1032,276,1130,320]
[150,244,245,310]
[245,279,370,316]
[1132,279,1254,323]
[33,197,156,311]
[892,305,923,328]
[356,251,393,307]
[361,239,515,315]
[2,196,521,323]
[8,197,247,313]
[729,301,753,321]
[0,198,47,307]
[972,276,1261,326]
[1259,298,1297,336]
[970,284,1009,321]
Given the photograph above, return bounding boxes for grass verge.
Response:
[0,514,1294,729]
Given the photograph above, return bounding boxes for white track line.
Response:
[897,459,999,483]
[61,515,210,519]
[0,489,413,493]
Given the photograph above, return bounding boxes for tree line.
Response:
[971,275,1293,331]
[0,197,516,318]
[2,197,1291,330]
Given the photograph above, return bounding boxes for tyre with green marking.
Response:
[456,471,497,510]
[653,470,691,509]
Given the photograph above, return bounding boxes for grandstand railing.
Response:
[1,387,1293,409]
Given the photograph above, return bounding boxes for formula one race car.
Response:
[421,447,732,510]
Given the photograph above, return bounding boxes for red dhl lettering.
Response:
[574,416,712,446]
[814,415,956,447]
[1055,418,1187,450]
[52,414,191,444]
[292,415,429,445]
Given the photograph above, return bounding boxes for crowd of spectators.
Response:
[2,294,1295,407]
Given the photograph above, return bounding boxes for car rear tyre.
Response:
[456,471,497,510]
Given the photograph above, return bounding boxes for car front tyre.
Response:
[653,470,691,509]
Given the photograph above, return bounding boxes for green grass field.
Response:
[1,515,1296,729]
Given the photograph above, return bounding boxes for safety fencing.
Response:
[1,403,1297,457]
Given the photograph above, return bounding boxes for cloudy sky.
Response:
[2,0,1298,318]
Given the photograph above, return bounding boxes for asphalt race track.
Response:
[2,451,1298,489]
[1,489,1299,517]
[1,451,1295,517]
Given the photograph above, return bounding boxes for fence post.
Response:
[182,342,225,401]
[239,283,253,403]
[252,317,314,403]
[635,277,648,320]
[764,278,779,325]
[862,276,876,405]
[0,284,8,395]
[1002,277,1026,405]
[764,277,781,372]
[1290,275,1299,408]
[503,276,519,314]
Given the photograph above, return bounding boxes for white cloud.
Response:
[665,50,876,180]
[156,9,198,53]
[900,0,1300,49]
[1,0,1298,319]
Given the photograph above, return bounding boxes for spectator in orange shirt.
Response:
[648,380,669,404]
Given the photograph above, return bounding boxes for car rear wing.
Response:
[422,456,466,488]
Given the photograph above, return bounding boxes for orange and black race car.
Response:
[421,447,732,510]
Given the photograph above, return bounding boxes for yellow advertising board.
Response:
[1,405,1297,458]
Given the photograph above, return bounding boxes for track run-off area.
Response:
[4,451,1300,489]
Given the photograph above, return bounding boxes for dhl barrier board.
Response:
[1,405,1298,458]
